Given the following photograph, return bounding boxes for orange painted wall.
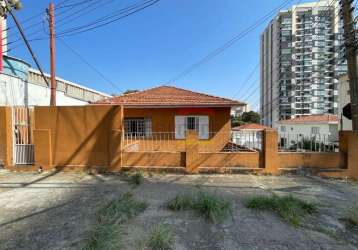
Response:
[124,107,231,152]
[196,152,260,168]
[279,152,341,169]
[0,107,12,166]
[123,152,185,167]
[34,105,122,168]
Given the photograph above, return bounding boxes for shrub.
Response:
[193,192,232,223]
[246,194,317,226]
[167,191,232,223]
[167,193,193,211]
[147,223,174,250]
[129,171,145,186]
[83,192,147,250]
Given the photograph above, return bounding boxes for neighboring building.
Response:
[260,0,347,126]
[276,114,339,148]
[338,74,352,130]
[96,85,244,151]
[0,55,110,106]
[231,123,270,149]
[231,103,250,117]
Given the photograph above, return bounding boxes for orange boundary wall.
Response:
[0,107,12,167]
[0,105,357,180]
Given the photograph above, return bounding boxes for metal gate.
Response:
[13,106,34,165]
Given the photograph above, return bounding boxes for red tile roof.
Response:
[95,85,245,107]
[232,123,271,131]
[277,114,338,124]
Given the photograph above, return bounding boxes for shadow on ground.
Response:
[0,171,357,250]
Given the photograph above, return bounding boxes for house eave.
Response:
[94,104,242,108]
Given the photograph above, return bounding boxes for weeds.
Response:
[246,194,317,226]
[129,171,145,186]
[83,192,148,250]
[147,223,174,250]
[167,193,193,211]
[167,192,232,223]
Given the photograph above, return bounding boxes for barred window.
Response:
[124,118,152,137]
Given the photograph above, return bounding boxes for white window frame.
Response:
[124,118,152,137]
[175,115,209,140]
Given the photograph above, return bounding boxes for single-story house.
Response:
[231,123,271,150]
[96,85,245,152]
[276,114,339,149]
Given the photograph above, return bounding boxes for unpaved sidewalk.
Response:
[0,170,357,250]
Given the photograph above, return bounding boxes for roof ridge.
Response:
[155,85,245,104]
[96,85,245,106]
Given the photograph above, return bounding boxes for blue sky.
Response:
[6,0,313,110]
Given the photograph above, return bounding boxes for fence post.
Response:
[185,130,199,173]
[347,131,358,180]
[339,131,350,169]
[0,107,13,167]
[263,129,280,174]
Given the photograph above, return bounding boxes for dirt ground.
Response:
[0,169,357,250]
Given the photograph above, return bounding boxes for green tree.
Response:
[241,111,260,124]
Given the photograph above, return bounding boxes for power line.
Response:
[6,0,157,46]
[232,63,259,100]
[56,0,160,37]
[5,0,75,32]
[5,0,100,43]
[5,5,49,87]
[242,84,260,103]
[167,0,294,83]
[55,0,97,9]
[57,37,123,93]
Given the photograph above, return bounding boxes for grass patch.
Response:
[147,223,175,250]
[167,193,193,211]
[83,192,148,250]
[193,192,232,223]
[129,171,145,186]
[246,194,317,226]
[127,171,144,186]
[167,191,232,223]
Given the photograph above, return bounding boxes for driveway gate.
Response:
[13,106,34,165]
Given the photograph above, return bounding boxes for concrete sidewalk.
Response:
[0,170,357,249]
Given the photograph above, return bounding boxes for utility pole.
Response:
[3,0,50,88]
[341,0,358,130]
[47,2,56,106]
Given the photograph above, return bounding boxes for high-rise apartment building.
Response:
[260,0,347,127]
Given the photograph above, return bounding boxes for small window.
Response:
[280,126,286,132]
[175,116,209,139]
[311,127,320,134]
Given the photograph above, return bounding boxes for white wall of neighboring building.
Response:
[276,122,338,145]
[338,74,352,130]
[27,80,88,106]
[230,104,250,117]
[0,70,111,106]
[0,72,92,106]
[232,129,262,150]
